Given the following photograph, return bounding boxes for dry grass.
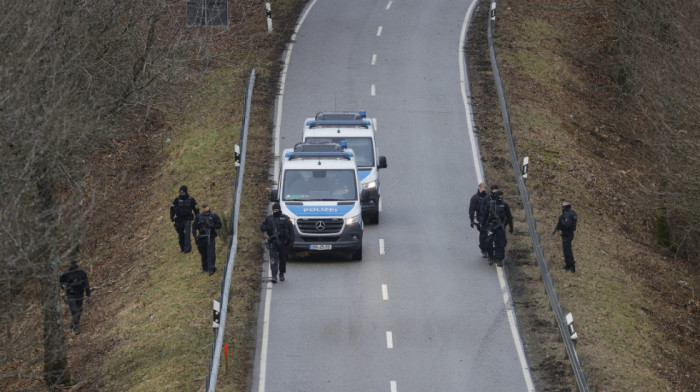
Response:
[469,0,699,391]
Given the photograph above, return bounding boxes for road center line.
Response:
[371,53,377,65]
[386,1,393,10]
[390,380,397,392]
[386,331,393,349]
[379,238,385,255]
[382,283,389,300]
[371,84,376,96]
[376,26,383,36]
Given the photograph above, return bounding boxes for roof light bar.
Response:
[305,119,371,128]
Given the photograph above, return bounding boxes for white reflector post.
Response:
[266,3,272,32]
[566,312,578,340]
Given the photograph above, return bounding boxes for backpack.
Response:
[562,210,578,231]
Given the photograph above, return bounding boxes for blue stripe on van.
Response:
[286,205,355,217]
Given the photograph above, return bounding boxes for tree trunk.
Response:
[37,175,70,390]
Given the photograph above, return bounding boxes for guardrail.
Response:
[205,68,256,391]
[486,2,591,391]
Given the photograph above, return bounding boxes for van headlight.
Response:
[363,181,377,190]
[345,214,362,225]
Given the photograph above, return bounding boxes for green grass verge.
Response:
[97,1,309,388]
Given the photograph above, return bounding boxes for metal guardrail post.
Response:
[486,2,591,390]
[206,68,256,392]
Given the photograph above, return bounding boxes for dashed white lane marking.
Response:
[390,380,397,392]
[379,238,385,255]
[382,283,389,300]
[386,331,394,349]
[386,1,393,10]
[371,84,376,96]
[372,54,377,65]
[377,26,383,36]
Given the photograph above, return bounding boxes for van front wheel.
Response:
[351,247,363,261]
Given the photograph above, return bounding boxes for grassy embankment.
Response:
[96,1,306,390]
[485,1,698,390]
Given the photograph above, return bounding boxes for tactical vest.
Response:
[176,197,193,216]
[488,200,508,228]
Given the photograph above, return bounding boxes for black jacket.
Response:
[260,214,295,246]
[170,194,199,221]
[469,190,488,223]
[555,205,578,235]
[60,268,91,299]
[192,211,223,239]
[482,199,513,232]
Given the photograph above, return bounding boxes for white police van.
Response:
[302,111,387,223]
[270,143,367,260]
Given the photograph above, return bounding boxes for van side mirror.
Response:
[360,189,371,203]
[378,156,387,169]
[270,189,279,202]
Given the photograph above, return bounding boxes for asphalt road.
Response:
[253,0,535,391]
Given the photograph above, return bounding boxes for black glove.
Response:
[509,227,514,234]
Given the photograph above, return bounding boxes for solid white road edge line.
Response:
[263,1,320,391]
[498,267,536,392]
[461,2,535,391]
[460,1,484,185]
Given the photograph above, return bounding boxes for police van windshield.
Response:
[305,137,374,168]
[283,169,358,201]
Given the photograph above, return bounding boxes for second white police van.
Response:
[270,143,367,260]
[302,111,387,223]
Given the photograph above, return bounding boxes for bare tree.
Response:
[0,0,203,388]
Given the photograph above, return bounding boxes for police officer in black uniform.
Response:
[469,182,489,258]
[554,200,578,272]
[260,202,295,283]
[482,188,514,267]
[170,185,199,253]
[192,203,222,275]
[59,259,91,334]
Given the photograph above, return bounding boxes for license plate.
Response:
[309,244,332,250]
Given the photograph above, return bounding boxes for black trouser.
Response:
[562,232,575,267]
[175,219,193,253]
[268,243,289,277]
[197,236,216,273]
[486,227,508,262]
[478,225,488,252]
[66,297,84,331]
